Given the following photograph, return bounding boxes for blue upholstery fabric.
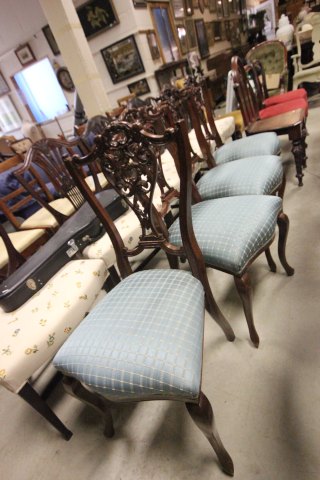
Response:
[53,270,204,402]
[197,155,283,200]
[169,195,282,275]
[214,132,280,165]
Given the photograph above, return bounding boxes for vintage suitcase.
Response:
[0,189,127,312]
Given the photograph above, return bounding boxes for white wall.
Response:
[0,0,237,138]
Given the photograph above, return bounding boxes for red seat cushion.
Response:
[263,89,307,107]
[259,98,308,119]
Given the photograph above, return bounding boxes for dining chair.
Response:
[231,55,308,186]
[151,85,286,200]
[65,119,294,349]
[245,40,289,93]
[292,23,320,89]
[53,120,235,476]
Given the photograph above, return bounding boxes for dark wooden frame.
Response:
[194,19,209,58]
[172,0,186,19]
[76,0,119,39]
[15,43,36,66]
[133,0,147,6]
[128,78,151,96]
[205,22,215,47]
[56,67,75,92]
[185,0,194,15]
[177,23,189,54]
[208,0,216,12]
[146,30,161,60]
[185,18,198,50]
[216,0,223,17]
[101,35,145,84]
[42,25,60,56]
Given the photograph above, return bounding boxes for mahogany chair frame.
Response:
[231,56,308,186]
[63,120,235,475]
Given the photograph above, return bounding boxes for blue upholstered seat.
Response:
[214,132,280,165]
[197,155,283,200]
[53,269,204,402]
[169,195,282,275]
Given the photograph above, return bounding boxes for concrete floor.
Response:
[1,103,320,480]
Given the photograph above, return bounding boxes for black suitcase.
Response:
[0,189,127,312]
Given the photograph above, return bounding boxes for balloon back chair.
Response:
[245,40,289,93]
[53,120,235,476]
[231,55,308,186]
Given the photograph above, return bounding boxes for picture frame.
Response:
[194,19,209,58]
[128,78,150,96]
[222,0,229,17]
[216,0,223,18]
[208,0,216,13]
[146,30,161,61]
[76,0,119,40]
[198,0,205,13]
[15,43,36,66]
[185,0,194,15]
[0,71,10,97]
[132,1,147,7]
[172,0,186,19]
[56,67,75,92]
[42,25,60,56]
[185,18,198,49]
[205,22,215,47]
[177,24,189,54]
[212,21,223,41]
[101,35,145,84]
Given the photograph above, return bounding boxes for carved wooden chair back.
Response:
[0,156,60,230]
[65,119,234,341]
[22,137,86,210]
[231,56,263,127]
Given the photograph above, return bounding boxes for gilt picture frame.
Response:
[101,35,145,84]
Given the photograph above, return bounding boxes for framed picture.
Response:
[15,44,36,66]
[185,0,194,15]
[172,0,186,19]
[185,19,197,49]
[194,19,209,58]
[56,67,75,92]
[76,0,119,40]
[0,71,10,97]
[101,35,145,84]
[132,1,147,7]
[216,0,223,18]
[177,24,189,54]
[208,0,216,12]
[128,78,150,96]
[42,25,60,56]
[222,0,229,17]
[205,22,215,47]
[198,0,205,13]
[213,21,223,41]
[146,31,161,61]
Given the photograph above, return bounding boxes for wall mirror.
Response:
[149,2,181,63]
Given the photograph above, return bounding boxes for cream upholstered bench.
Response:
[0,258,107,439]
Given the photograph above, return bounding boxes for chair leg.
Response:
[62,376,114,438]
[277,174,286,199]
[277,212,295,276]
[166,252,179,269]
[302,122,308,168]
[186,391,234,476]
[291,137,305,187]
[18,382,72,440]
[265,248,277,272]
[204,278,235,342]
[234,273,259,347]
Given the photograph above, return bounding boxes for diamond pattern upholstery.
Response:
[169,196,282,275]
[197,155,283,200]
[214,132,280,165]
[53,269,204,402]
